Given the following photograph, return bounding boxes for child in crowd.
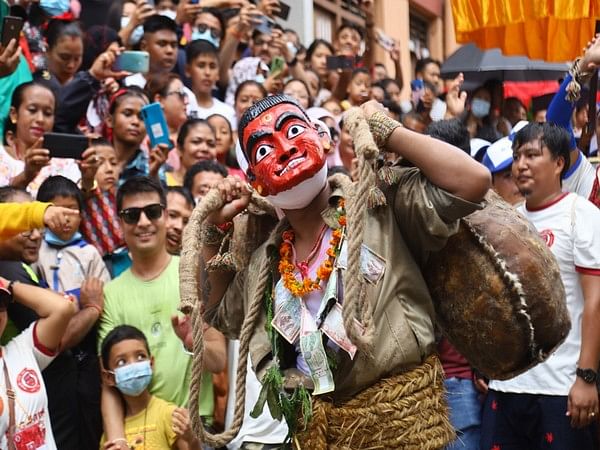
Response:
[186,39,236,128]
[100,325,201,450]
[35,175,110,295]
[183,160,228,202]
[344,68,372,108]
[206,113,245,179]
[79,141,130,277]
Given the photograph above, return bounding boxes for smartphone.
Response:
[270,56,285,76]
[326,55,354,71]
[113,51,150,74]
[43,133,96,160]
[274,1,290,20]
[190,0,199,3]
[141,103,173,149]
[1,16,23,47]
[255,15,274,35]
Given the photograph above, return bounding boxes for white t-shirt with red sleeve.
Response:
[0,322,57,450]
[490,192,600,396]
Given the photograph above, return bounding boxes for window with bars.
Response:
[409,12,430,59]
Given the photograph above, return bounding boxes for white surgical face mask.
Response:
[266,162,328,210]
[471,98,491,118]
[121,16,144,45]
[190,28,220,48]
[158,9,177,21]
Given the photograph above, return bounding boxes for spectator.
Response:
[0,276,76,450]
[183,160,227,202]
[191,8,224,48]
[415,57,442,93]
[165,186,194,256]
[207,113,245,178]
[167,118,217,186]
[186,39,236,127]
[465,85,503,142]
[481,122,600,450]
[233,80,268,129]
[283,78,312,110]
[343,68,372,107]
[503,96,527,128]
[0,81,84,196]
[145,72,189,147]
[100,325,201,449]
[39,19,84,88]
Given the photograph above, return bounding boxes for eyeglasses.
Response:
[165,89,188,101]
[20,229,44,239]
[195,24,222,40]
[119,203,165,225]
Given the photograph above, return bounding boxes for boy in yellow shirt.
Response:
[100,325,201,450]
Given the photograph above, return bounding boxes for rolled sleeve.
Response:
[393,167,482,253]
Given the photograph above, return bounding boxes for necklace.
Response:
[278,199,346,297]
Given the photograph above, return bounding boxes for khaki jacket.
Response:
[207,167,481,403]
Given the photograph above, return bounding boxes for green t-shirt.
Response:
[98,256,192,407]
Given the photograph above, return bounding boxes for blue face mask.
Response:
[190,28,220,49]
[254,73,266,84]
[471,98,491,118]
[44,230,82,247]
[121,16,144,45]
[40,0,70,16]
[112,360,152,396]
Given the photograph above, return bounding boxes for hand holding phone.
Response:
[0,36,21,78]
[141,103,173,150]
[113,51,149,74]
[1,16,23,48]
[43,133,98,160]
[270,56,285,77]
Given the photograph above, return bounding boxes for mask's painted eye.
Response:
[287,124,306,139]
[255,144,274,163]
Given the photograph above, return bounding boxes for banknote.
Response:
[336,243,386,284]
[321,302,357,359]
[300,330,335,395]
[271,294,301,344]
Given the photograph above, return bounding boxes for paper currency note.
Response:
[300,330,335,395]
[271,299,301,345]
[336,243,386,284]
[321,303,357,360]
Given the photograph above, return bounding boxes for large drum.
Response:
[425,190,571,380]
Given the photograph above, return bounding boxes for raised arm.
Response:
[7,279,76,351]
[363,100,491,203]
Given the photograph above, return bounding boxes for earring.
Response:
[10,117,16,124]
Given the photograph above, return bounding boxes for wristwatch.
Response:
[576,367,598,384]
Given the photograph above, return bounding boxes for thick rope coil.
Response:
[179,188,276,447]
[340,107,380,353]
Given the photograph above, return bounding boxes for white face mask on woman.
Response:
[471,98,491,118]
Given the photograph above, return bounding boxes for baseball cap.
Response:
[482,120,529,173]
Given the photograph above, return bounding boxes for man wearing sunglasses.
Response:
[98,176,197,445]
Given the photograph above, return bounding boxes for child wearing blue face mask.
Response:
[35,175,111,298]
[100,325,201,450]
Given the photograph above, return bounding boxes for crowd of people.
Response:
[0,0,600,449]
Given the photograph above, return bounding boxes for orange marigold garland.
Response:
[279,199,346,297]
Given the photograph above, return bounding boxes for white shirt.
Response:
[490,193,600,395]
[124,73,199,118]
[0,322,57,449]
[195,97,237,130]
[562,151,597,200]
[225,340,288,449]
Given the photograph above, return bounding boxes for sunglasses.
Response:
[165,89,188,101]
[119,203,165,225]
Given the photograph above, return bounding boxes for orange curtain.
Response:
[452,0,600,62]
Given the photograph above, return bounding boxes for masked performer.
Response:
[196,95,491,449]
